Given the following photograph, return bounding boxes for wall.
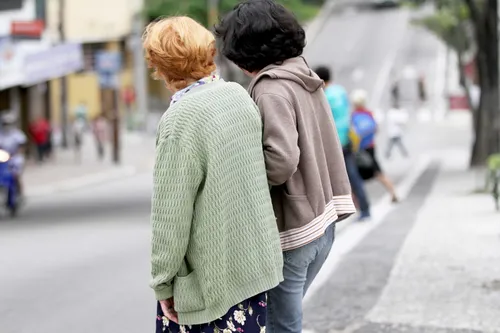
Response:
[0,0,34,37]
[50,69,134,126]
[44,0,143,128]
[46,0,143,43]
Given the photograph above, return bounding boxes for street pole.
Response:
[496,0,500,152]
[208,0,219,27]
[58,0,68,148]
[111,87,120,164]
[131,13,148,131]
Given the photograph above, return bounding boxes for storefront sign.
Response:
[11,20,45,38]
[23,43,84,86]
[95,51,122,88]
[0,39,24,90]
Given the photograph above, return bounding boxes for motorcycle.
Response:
[0,148,19,217]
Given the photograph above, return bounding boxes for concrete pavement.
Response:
[303,128,500,332]
[24,130,155,196]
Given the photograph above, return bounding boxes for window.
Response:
[35,0,46,20]
[0,0,23,12]
[82,43,106,72]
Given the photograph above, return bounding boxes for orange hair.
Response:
[142,16,217,91]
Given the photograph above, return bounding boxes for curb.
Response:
[26,165,138,197]
[305,0,339,46]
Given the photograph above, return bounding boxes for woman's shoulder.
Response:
[191,80,250,100]
[157,81,258,142]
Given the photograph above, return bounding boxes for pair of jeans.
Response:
[267,223,336,333]
[343,149,370,216]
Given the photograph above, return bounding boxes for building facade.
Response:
[45,0,143,125]
[0,0,84,141]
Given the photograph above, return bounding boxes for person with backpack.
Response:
[350,90,399,203]
[315,66,371,221]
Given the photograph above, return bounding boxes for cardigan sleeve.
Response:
[150,137,203,301]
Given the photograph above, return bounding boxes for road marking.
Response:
[373,108,385,123]
[417,108,432,122]
[305,0,339,46]
[342,6,358,16]
[370,9,410,108]
[27,166,138,197]
[304,154,432,303]
[402,65,417,80]
[351,68,365,82]
[371,49,398,108]
[433,43,448,122]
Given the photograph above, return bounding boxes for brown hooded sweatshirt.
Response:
[248,57,356,251]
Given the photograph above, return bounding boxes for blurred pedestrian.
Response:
[74,101,88,122]
[315,66,371,221]
[92,114,107,160]
[72,115,85,162]
[216,1,356,332]
[143,16,282,333]
[351,90,399,203]
[385,105,409,159]
[418,74,427,105]
[391,79,400,108]
[28,114,51,163]
[122,85,135,127]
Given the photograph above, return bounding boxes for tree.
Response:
[416,0,500,167]
[143,0,321,86]
[144,0,321,26]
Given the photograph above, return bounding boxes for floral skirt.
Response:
[156,293,267,333]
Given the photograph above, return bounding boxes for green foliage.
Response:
[488,154,500,171]
[144,0,321,26]
[413,1,470,53]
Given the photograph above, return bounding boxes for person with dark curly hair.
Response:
[216,1,356,332]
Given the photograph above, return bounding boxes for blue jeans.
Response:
[343,150,370,216]
[267,223,336,333]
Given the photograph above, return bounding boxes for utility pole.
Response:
[496,0,500,152]
[208,0,219,27]
[131,12,148,131]
[58,0,68,148]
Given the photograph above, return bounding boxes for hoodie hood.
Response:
[248,57,324,95]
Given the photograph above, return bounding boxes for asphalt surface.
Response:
[0,4,455,333]
[0,174,154,333]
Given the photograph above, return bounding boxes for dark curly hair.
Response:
[314,66,332,83]
[214,0,306,73]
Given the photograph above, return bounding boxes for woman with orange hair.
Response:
[143,16,283,333]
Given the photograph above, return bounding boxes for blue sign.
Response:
[98,72,119,89]
[95,51,122,74]
[23,43,84,86]
[95,51,122,88]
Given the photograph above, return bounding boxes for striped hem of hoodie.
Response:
[279,195,356,251]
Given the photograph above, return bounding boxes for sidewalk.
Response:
[24,130,156,197]
[366,151,500,332]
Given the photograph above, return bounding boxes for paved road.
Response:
[0,4,457,333]
[0,174,154,332]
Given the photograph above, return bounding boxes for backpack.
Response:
[349,111,377,152]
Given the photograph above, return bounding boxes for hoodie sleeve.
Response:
[256,93,300,186]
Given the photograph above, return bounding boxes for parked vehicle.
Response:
[0,149,19,217]
[371,0,401,8]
